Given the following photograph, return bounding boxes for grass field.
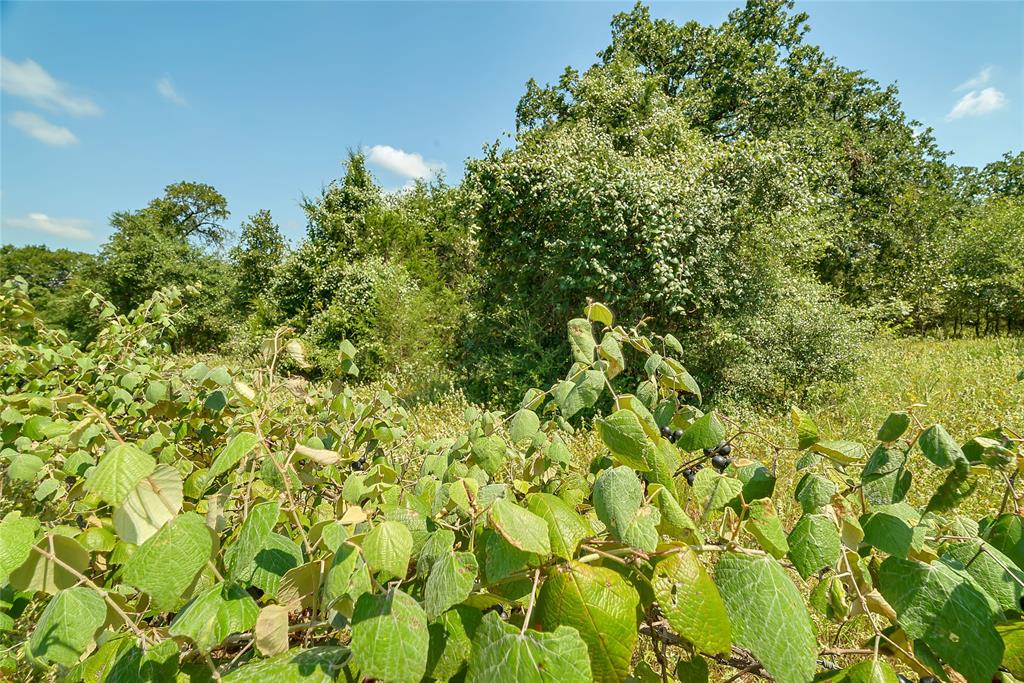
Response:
[406,334,1024,524]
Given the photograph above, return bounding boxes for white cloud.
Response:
[4,213,94,240]
[156,77,186,106]
[0,56,101,116]
[7,111,77,146]
[955,66,993,92]
[365,144,443,180]
[946,87,1008,121]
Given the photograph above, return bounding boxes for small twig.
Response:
[521,569,541,635]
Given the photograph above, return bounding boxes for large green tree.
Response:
[98,181,233,348]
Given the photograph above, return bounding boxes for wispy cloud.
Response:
[946,87,1007,121]
[365,144,443,180]
[955,66,993,92]
[4,213,94,240]
[7,111,77,146]
[156,77,187,106]
[0,56,101,116]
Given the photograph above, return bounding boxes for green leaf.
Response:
[255,604,290,657]
[553,370,604,419]
[225,501,280,581]
[598,334,625,378]
[362,520,413,580]
[860,503,922,559]
[426,606,481,682]
[209,432,261,480]
[29,587,106,667]
[595,409,654,471]
[112,463,183,545]
[122,512,215,611]
[488,498,551,556]
[861,445,912,505]
[690,468,743,517]
[169,582,259,653]
[985,514,1024,571]
[567,318,596,364]
[919,424,967,469]
[652,487,702,544]
[465,611,591,683]
[592,466,660,552]
[745,499,789,559]
[584,303,613,327]
[7,453,43,481]
[675,655,710,683]
[877,412,912,442]
[652,548,731,655]
[714,553,817,683]
[926,462,976,513]
[509,410,540,447]
[471,435,508,477]
[425,551,478,619]
[790,406,818,449]
[482,529,532,583]
[527,493,592,560]
[351,588,429,683]
[677,411,725,451]
[221,647,351,683]
[10,534,90,594]
[943,540,1024,616]
[878,557,1003,682]
[810,440,866,464]
[794,472,837,513]
[85,443,155,506]
[247,532,303,598]
[0,511,37,584]
[536,560,638,683]
[277,561,326,611]
[787,513,840,579]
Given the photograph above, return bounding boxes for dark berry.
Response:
[75,514,86,530]
[703,447,714,457]
[660,426,672,438]
[711,454,730,471]
[919,678,939,683]
[672,429,684,442]
[719,444,732,456]
[896,676,912,683]
[683,469,696,486]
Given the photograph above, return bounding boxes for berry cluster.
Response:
[680,442,732,485]
[351,455,368,471]
[659,425,685,443]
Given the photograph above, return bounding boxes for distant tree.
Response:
[517,0,958,323]
[304,150,380,249]
[97,182,233,348]
[230,210,287,308]
[979,151,1024,199]
[147,181,231,246]
[0,244,99,339]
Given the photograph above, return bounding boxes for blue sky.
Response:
[1,1,1021,252]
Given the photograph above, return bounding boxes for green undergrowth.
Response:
[3,280,1023,683]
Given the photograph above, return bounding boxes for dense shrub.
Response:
[463,73,843,405]
[682,279,870,407]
